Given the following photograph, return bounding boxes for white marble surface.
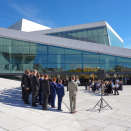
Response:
[0,78,131,131]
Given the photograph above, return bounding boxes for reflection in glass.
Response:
[117,63,131,72]
[83,63,99,72]
[48,46,64,54]
[48,64,65,73]
[48,55,64,63]
[65,55,82,63]
[83,55,99,63]
[66,64,82,72]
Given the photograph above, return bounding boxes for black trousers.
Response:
[114,88,119,94]
[25,90,30,103]
[43,94,49,110]
[32,91,38,106]
[22,87,25,100]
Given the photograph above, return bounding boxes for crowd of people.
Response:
[85,79,123,95]
[21,70,78,113]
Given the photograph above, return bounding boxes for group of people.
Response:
[85,79,123,95]
[21,70,78,113]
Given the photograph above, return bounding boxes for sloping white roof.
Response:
[8,18,51,32]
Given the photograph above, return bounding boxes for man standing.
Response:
[41,74,50,110]
[24,70,31,104]
[30,70,40,107]
[21,70,27,101]
[68,75,78,113]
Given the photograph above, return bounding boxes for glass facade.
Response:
[0,37,131,74]
[107,27,124,48]
[46,26,109,46]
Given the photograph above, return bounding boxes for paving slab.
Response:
[0,78,131,131]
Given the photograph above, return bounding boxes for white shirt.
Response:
[76,80,80,85]
[115,84,119,88]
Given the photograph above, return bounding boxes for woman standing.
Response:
[41,74,50,110]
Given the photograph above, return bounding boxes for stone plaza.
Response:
[0,78,131,131]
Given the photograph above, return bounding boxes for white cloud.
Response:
[6,1,57,28]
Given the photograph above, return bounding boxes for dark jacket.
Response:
[41,79,50,95]
[24,75,31,89]
[21,73,26,87]
[118,83,123,90]
[30,75,40,91]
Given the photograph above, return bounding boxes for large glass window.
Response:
[83,55,99,63]
[83,63,99,72]
[117,57,131,63]
[100,54,116,63]
[30,64,47,73]
[65,55,82,63]
[48,46,64,54]
[31,55,47,64]
[48,64,65,73]
[100,63,116,72]
[45,26,109,46]
[36,44,47,54]
[66,64,82,72]
[48,55,64,63]
[116,63,131,72]
[65,49,82,54]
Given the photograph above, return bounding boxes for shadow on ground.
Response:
[0,87,70,114]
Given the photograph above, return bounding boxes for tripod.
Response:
[94,83,112,112]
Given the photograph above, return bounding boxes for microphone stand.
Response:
[94,81,112,112]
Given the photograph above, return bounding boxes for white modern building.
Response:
[0,19,130,84]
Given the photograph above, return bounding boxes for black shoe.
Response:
[113,94,116,95]
[117,94,119,95]
[51,107,56,108]
[43,109,49,111]
[57,109,63,111]
[32,104,37,107]
[39,103,42,105]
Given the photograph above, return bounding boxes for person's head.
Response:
[44,74,48,80]
[77,78,79,81]
[53,78,56,82]
[49,78,52,82]
[26,70,30,75]
[66,78,68,80]
[25,69,28,74]
[119,81,121,84]
[92,81,94,83]
[89,80,91,82]
[37,73,40,78]
[59,79,62,84]
[40,74,44,78]
[30,71,33,74]
[116,82,118,84]
[71,75,75,81]
[33,70,37,75]
[110,81,112,83]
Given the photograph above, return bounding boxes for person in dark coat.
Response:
[38,74,44,105]
[108,81,112,94]
[50,78,57,108]
[104,81,109,95]
[41,74,50,110]
[30,70,40,107]
[24,70,31,104]
[21,70,27,101]
[56,79,65,111]
[66,78,69,91]
[48,77,52,106]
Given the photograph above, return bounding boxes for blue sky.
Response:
[0,0,131,48]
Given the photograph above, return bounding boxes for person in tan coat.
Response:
[68,75,78,113]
